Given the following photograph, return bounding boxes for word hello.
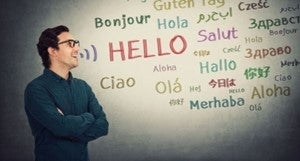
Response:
[245,36,263,44]
[153,64,177,72]
[251,84,291,99]
[109,35,187,62]
[197,27,238,42]
[190,95,245,109]
[202,0,225,8]
[155,78,182,94]
[274,74,292,81]
[269,28,298,36]
[199,59,237,74]
[223,45,241,53]
[281,59,299,67]
[153,0,195,11]
[158,16,188,29]
[193,50,210,57]
[238,0,269,11]
[100,76,135,89]
[95,14,151,29]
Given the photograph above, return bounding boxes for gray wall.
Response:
[1,0,299,161]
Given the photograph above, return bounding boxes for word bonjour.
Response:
[269,28,298,36]
[109,35,187,62]
[100,76,135,89]
[197,27,238,42]
[95,14,151,29]
[190,96,245,110]
[251,84,291,99]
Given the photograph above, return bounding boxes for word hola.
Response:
[251,84,291,99]
[202,0,225,8]
[238,0,269,11]
[155,78,182,94]
[197,27,238,42]
[190,96,245,109]
[109,35,187,62]
[245,36,262,44]
[100,76,135,89]
[245,46,292,59]
[199,59,237,74]
[153,0,195,11]
[158,16,188,29]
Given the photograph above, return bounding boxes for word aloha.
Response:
[209,78,236,88]
[251,84,291,99]
[244,66,270,80]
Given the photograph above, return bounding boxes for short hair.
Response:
[36,25,69,68]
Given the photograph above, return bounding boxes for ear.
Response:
[47,47,58,57]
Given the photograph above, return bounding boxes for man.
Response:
[24,25,109,161]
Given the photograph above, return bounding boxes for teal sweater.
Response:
[24,69,109,161]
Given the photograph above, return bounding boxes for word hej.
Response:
[109,35,187,62]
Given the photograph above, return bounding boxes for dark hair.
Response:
[36,25,69,68]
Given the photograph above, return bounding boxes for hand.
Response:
[57,108,64,115]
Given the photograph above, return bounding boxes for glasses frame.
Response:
[58,39,80,48]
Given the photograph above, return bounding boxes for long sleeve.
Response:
[25,83,95,138]
[73,83,109,142]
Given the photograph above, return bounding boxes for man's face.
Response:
[55,32,80,70]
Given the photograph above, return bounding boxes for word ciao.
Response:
[245,46,292,59]
[274,74,292,81]
[238,0,269,11]
[95,14,151,29]
[251,84,291,99]
[153,0,194,11]
[100,76,135,89]
[109,35,187,62]
[197,27,238,42]
[190,96,245,110]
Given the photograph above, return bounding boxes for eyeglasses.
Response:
[58,39,80,48]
